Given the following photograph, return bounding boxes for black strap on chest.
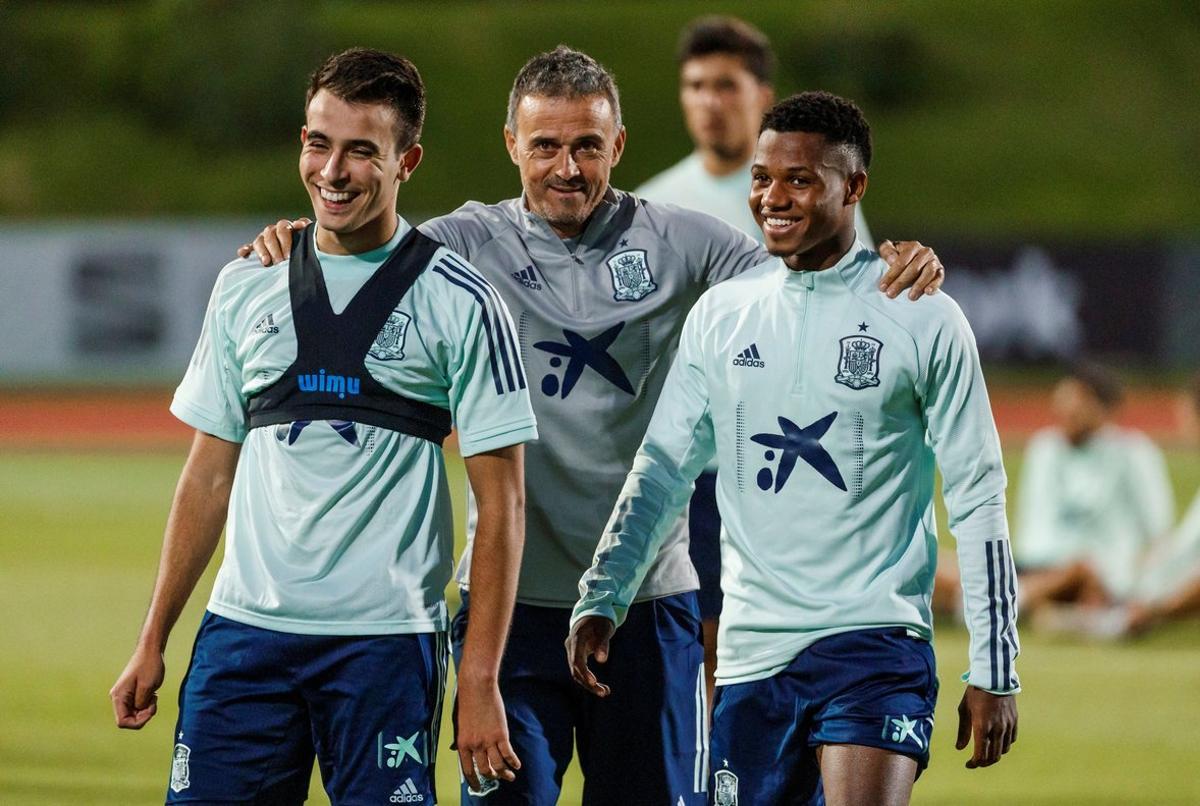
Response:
[246,227,452,444]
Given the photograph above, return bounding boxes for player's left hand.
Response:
[454,675,521,792]
[956,685,1018,768]
[565,616,615,698]
[877,240,945,299]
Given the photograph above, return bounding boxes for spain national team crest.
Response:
[607,249,657,301]
[170,742,191,793]
[370,310,412,361]
[834,334,883,390]
[713,769,739,806]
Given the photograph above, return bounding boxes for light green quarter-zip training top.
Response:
[574,241,1020,693]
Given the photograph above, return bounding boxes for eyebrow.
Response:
[306,131,382,152]
[751,164,817,173]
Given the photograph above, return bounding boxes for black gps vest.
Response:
[246,227,453,445]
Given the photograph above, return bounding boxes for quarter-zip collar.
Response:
[779,238,869,293]
[510,188,630,270]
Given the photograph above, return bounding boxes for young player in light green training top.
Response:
[110,48,536,803]
[570,91,1019,806]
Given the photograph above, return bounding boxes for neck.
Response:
[315,213,398,255]
[548,220,585,240]
[699,145,752,178]
[783,227,857,272]
[1067,423,1105,447]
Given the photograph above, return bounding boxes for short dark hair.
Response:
[1066,361,1124,410]
[760,91,872,172]
[306,48,426,152]
[676,15,775,85]
[507,45,621,132]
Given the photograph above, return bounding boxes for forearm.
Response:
[137,432,238,652]
[460,447,525,684]
[573,443,703,627]
[954,495,1021,694]
[460,511,523,683]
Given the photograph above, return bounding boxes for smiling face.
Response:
[300,89,422,254]
[679,53,772,167]
[750,128,866,271]
[505,93,626,239]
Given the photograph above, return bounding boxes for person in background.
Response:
[1114,374,1200,635]
[1015,363,1174,618]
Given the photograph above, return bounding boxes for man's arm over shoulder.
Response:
[639,199,768,287]
[418,201,506,261]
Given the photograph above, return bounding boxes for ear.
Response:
[846,170,868,205]
[504,126,520,166]
[396,144,423,183]
[609,126,628,168]
[758,83,775,111]
[300,126,309,145]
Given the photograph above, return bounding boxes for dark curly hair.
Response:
[676,15,775,84]
[760,91,872,171]
[306,48,426,152]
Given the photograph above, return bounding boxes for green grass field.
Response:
[2,448,1199,804]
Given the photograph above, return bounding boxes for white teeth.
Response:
[764,217,795,227]
[320,189,354,203]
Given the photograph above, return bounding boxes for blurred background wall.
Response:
[1,0,1198,382]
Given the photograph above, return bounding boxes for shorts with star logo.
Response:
[451,590,708,806]
[708,628,937,805]
[166,612,446,804]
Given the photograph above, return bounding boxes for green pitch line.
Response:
[1,450,1198,804]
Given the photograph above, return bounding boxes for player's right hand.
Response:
[454,675,521,793]
[565,616,615,698]
[236,218,311,266]
[955,685,1018,768]
[109,646,165,730]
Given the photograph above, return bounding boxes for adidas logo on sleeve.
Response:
[732,343,765,368]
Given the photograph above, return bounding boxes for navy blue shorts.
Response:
[688,469,723,620]
[166,612,446,804]
[451,591,707,805]
[709,628,938,805]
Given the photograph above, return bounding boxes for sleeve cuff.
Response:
[961,669,1022,696]
[170,397,246,444]
[457,420,538,457]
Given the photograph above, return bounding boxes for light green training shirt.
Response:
[172,219,538,635]
[574,241,1019,692]
[1016,425,1173,599]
